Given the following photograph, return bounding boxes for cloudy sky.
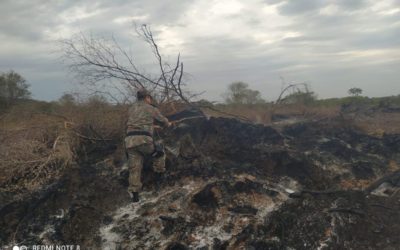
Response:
[0,0,399,102]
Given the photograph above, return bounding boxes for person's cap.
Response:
[137,89,152,99]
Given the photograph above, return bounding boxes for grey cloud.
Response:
[184,35,260,58]
[0,2,57,40]
[278,5,400,53]
[277,0,370,16]
[335,0,368,10]
[226,10,265,27]
[0,0,399,101]
[262,0,286,5]
[349,27,400,49]
[90,0,194,25]
[278,0,325,15]
[137,0,194,24]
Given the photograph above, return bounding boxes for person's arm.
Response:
[150,105,170,127]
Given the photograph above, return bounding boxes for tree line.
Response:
[0,69,368,109]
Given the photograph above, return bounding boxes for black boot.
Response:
[131,192,139,203]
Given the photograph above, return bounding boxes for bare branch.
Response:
[61,24,201,105]
[275,77,308,104]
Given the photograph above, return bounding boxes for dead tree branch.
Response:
[61,24,197,104]
[275,77,309,104]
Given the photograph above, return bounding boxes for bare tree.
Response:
[61,24,193,105]
[275,77,311,104]
[267,77,315,119]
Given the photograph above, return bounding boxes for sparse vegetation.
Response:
[279,90,317,105]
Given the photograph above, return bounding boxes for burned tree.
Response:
[61,24,192,105]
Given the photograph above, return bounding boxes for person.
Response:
[125,89,171,202]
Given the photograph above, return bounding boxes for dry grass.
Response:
[339,179,372,190]
[203,104,340,125]
[0,100,398,196]
[351,113,400,135]
[0,114,75,194]
[0,102,127,195]
[204,103,400,136]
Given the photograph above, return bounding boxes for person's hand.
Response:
[167,121,176,128]
[164,121,171,128]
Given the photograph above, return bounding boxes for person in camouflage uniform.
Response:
[125,89,171,202]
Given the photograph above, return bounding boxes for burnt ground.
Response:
[1,114,400,250]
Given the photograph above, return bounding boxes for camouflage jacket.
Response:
[125,100,169,149]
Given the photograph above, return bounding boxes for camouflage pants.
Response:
[126,142,166,193]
